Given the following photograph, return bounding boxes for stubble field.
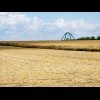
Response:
[0,40,100,87]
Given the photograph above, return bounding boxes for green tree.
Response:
[91,36,95,40]
[77,37,86,40]
[85,37,91,40]
[97,36,100,40]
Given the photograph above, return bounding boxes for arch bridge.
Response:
[61,32,75,40]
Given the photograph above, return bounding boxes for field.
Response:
[0,40,100,86]
[0,40,100,51]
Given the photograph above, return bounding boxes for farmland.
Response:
[0,40,100,86]
[0,40,100,51]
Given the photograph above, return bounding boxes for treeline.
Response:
[77,36,100,40]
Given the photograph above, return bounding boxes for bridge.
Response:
[61,32,75,40]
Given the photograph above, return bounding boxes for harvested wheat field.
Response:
[0,45,100,87]
[0,40,100,51]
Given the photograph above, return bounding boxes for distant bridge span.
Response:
[61,32,75,40]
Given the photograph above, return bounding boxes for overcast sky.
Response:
[0,12,100,41]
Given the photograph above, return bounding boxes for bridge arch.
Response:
[61,32,75,40]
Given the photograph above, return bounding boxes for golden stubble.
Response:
[0,46,100,87]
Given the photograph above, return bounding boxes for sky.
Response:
[0,12,100,41]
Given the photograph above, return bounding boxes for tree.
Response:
[77,36,100,40]
[91,36,95,40]
[97,36,100,40]
[77,37,86,40]
[85,37,91,40]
